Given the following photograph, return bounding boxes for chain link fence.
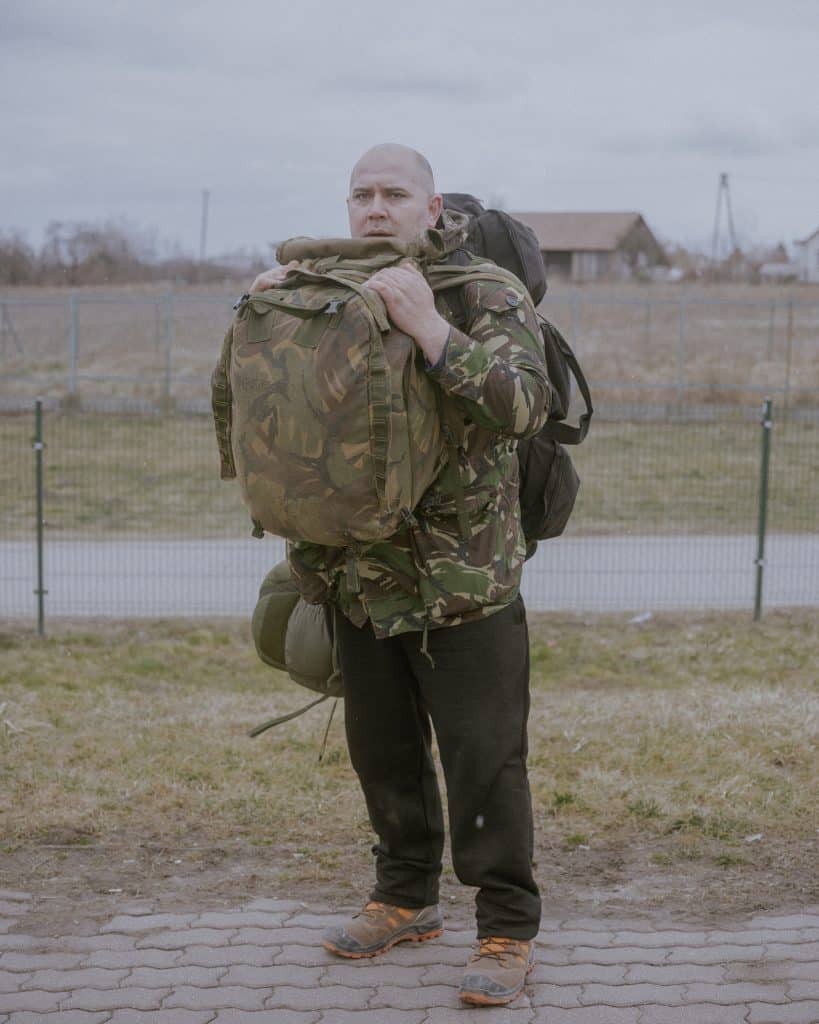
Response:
[2,399,817,624]
[2,286,819,408]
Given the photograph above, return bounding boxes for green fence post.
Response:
[68,292,79,395]
[163,288,174,405]
[33,397,47,636]
[754,397,773,622]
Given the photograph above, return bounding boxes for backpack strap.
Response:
[211,324,237,479]
[536,318,593,446]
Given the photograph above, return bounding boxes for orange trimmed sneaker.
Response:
[321,900,443,958]
[459,936,535,1005]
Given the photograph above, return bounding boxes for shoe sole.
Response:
[459,959,535,1006]
[322,926,443,959]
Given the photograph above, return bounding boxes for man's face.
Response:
[347,155,442,243]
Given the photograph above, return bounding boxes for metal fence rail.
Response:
[2,401,817,624]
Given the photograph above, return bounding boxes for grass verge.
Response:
[1,611,815,868]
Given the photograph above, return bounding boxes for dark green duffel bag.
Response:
[249,560,342,737]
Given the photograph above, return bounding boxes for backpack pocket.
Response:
[245,291,347,347]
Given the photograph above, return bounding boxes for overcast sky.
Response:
[2,0,818,259]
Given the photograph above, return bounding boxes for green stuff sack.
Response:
[249,561,342,738]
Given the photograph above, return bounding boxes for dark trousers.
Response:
[335,596,540,940]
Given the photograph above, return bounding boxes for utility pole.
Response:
[710,172,737,265]
[199,189,210,264]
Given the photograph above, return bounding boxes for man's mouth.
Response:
[365,229,394,236]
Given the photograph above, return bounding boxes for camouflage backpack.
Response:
[211,215,515,547]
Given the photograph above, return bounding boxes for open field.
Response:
[1,611,816,914]
[2,409,817,539]
[2,280,818,405]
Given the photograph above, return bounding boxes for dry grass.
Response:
[1,611,816,865]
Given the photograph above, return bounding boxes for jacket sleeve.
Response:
[426,279,552,438]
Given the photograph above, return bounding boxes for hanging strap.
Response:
[247,693,330,737]
[211,325,236,479]
[536,318,593,446]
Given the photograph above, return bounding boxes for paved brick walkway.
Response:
[1,889,818,1022]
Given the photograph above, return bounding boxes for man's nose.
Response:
[368,193,387,216]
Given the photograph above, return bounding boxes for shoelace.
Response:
[473,938,527,966]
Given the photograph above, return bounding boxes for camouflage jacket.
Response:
[288,225,552,639]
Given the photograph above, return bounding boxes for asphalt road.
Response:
[3,533,817,619]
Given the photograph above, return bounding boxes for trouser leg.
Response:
[403,597,540,940]
[335,614,444,908]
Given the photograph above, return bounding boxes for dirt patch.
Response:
[3,831,816,937]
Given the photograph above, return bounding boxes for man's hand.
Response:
[366,263,450,365]
[249,260,299,294]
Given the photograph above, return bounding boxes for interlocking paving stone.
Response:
[22,967,128,991]
[0,952,87,971]
[528,984,584,1009]
[426,1010,535,1024]
[766,942,819,962]
[530,1008,635,1023]
[787,981,819,999]
[242,899,308,914]
[748,915,819,930]
[725,959,819,982]
[625,963,726,984]
[63,986,171,1011]
[138,928,237,949]
[271,945,339,968]
[125,964,227,988]
[195,912,287,929]
[231,926,325,946]
[211,1012,320,1024]
[686,982,790,1004]
[639,1005,751,1024]
[323,963,427,988]
[579,983,688,1007]
[613,929,710,947]
[315,1012,426,1024]
[164,984,266,1011]
[105,1012,217,1024]
[0,990,67,1012]
[532,963,628,985]
[178,944,281,968]
[264,985,374,1011]
[223,964,325,987]
[666,943,768,964]
[101,914,198,934]
[0,972,29,992]
[368,983,454,1009]
[85,948,182,969]
[0,939,39,954]
[540,930,615,947]
[61,935,137,953]
[570,945,669,965]
[7,1013,110,1024]
[747,1003,819,1024]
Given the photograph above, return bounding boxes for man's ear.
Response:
[427,193,443,227]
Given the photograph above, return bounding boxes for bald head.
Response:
[347,143,442,242]
[350,143,436,197]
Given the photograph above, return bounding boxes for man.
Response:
[252,143,551,1006]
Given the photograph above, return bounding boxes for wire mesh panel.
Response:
[1,403,817,622]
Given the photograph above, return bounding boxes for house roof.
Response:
[510,211,646,252]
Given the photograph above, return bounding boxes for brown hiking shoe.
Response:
[459,936,534,1005]
[321,900,443,958]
